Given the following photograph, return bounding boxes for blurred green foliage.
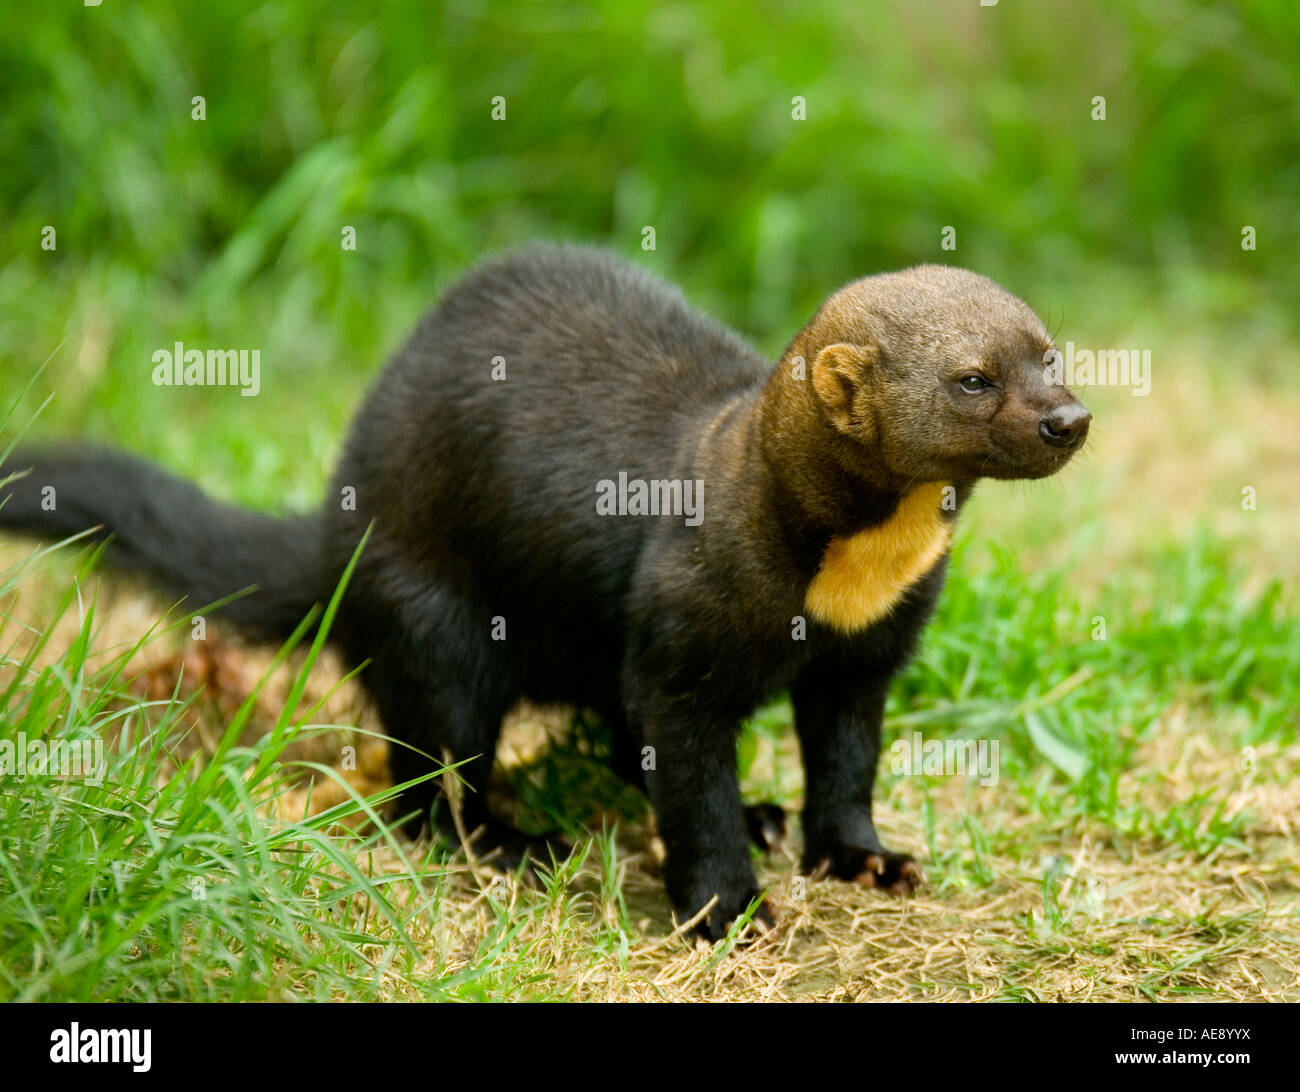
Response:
[0,0,1296,503]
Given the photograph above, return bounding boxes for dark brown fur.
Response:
[0,246,1089,938]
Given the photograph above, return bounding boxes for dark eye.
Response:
[959,374,991,393]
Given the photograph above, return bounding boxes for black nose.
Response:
[1039,403,1091,448]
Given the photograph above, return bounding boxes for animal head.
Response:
[803,264,1090,483]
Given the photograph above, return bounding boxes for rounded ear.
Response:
[811,343,879,435]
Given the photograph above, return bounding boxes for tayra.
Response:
[0,246,1090,938]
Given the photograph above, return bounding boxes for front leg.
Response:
[627,687,767,940]
[793,659,922,894]
[607,706,788,855]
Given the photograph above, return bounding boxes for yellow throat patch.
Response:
[804,481,952,633]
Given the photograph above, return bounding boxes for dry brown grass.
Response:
[353,708,1298,1002]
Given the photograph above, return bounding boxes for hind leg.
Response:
[343,582,551,868]
[377,669,502,847]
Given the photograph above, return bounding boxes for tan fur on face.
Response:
[812,342,880,438]
[770,264,1073,488]
[804,481,952,632]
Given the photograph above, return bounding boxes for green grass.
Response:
[0,530,469,1002]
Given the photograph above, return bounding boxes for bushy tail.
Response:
[0,445,329,641]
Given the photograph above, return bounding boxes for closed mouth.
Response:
[976,440,1074,480]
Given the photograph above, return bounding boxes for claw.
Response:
[854,852,923,894]
[744,803,788,852]
[805,844,924,896]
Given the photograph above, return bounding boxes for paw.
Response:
[673,869,776,942]
[805,845,923,895]
[692,895,776,943]
[481,830,572,873]
[463,817,572,877]
[743,803,788,852]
